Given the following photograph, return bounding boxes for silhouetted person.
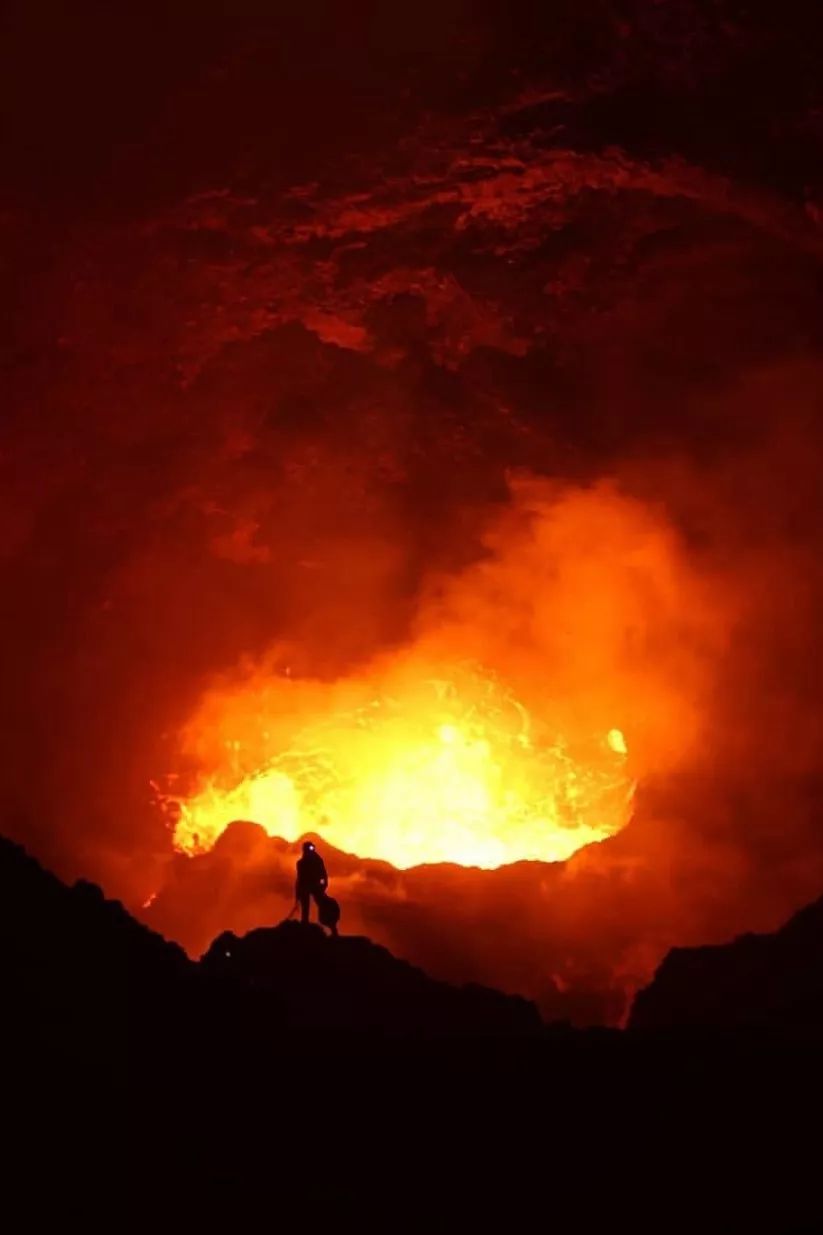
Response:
[295,841,328,925]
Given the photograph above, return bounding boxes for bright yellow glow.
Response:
[162,662,635,869]
[607,728,628,756]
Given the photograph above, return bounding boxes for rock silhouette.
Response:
[630,892,823,1032]
[3,830,823,1230]
[0,834,537,1045]
[202,921,539,1035]
[1,835,190,1060]
[8,824,823,1044]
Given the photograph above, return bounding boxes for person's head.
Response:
[302,841,316,856]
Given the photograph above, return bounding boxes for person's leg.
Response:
[299,892,310,924]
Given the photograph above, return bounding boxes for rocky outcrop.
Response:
[201,920,540,1035]
[629,893,823,1031]
[0,835,538,1046]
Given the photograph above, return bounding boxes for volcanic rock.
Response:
[201,920,541,1035]
[0,835,189,992]
[0,834,538,1045]
[629,890,823,1031]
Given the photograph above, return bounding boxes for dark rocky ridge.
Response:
[9,821,823,1043]
[630,889,823,1031]
[4,830,823,1229]
[0,834,538,1041]
[203,922,539,1034]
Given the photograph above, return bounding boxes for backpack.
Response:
[316,891,341,932]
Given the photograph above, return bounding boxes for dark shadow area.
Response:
[630,888,823,1031]
[3,833,823,1229]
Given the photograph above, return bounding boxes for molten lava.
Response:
[164,660,633,868]
[158,477,716,876]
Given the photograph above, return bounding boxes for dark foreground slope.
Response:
[202,923,539,1034]
[3,834,823,1230]
[630,891,823,1031]
[0,833,537,1042]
